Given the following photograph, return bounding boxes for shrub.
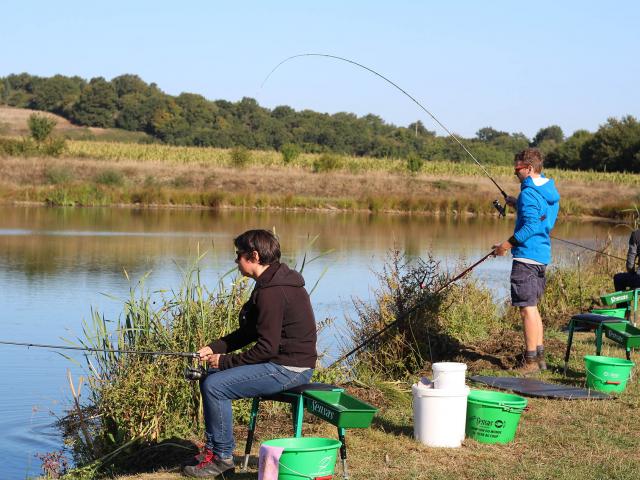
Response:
[42,137,67,156]
[229,146,251,168]
[312,153,342,173]
[28,113,57,142]
[95,169,124,186]
[406,153,424,173]
[45,165,74,184]
[280,143,300,164]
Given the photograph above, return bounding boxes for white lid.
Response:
[432,362,468,372]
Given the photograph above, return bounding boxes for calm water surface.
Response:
[0,206,625,478]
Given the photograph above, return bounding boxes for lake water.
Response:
[0,205,625,479]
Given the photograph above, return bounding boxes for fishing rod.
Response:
[0,341,207,381]
[263,53,633,250]
[550,235,626,262]
[328,250,494,368]
[262,53,509,205]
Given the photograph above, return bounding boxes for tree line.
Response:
[1,72,639,172]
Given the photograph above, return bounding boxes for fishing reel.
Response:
[492,199,506,217]
[184,354,208,381]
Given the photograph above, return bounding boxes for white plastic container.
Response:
[412,384,469,447]
[432,362,467,390]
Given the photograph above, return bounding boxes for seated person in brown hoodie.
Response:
[183,229,317,479]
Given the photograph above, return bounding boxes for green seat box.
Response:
[304,390,378,428]
[600,291,635,306]
[604,322,640,349]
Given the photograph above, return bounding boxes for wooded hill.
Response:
[1,73,639,172]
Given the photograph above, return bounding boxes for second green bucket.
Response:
[261,437,341,479]
[466,389,527,444]
[584,355,635,393]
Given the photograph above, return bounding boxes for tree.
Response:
[476,127,509,142]
[28,113,56,141]
[580,116,640,172]
[30,75,85,114]
[546,130,592,170]
[532,125,564,146]
[111,74,150,97]
[71,77,118,127]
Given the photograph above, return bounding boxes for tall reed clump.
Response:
[342,249,506,382]
[63,254,251,476]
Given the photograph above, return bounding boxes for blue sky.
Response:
[2,1,639,138]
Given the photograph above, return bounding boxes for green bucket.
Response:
[261,437,341,480]
[590,308,627,319]
[466,389,527,444]
[584,355,635,393]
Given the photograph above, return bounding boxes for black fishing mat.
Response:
[469,375,610,400]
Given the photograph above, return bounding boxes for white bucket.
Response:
[412,384,469,448]
[432,362,467,390]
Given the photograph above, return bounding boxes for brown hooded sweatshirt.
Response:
[209,262,317,370]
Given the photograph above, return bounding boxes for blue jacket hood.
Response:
[521,175,560,206]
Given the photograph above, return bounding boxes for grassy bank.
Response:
[43,246,640,480]
[1,139,640,219]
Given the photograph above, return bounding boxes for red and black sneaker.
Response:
[182,449,235,478]
[182,446,209,468]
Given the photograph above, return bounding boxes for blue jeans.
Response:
[199,362,313,458]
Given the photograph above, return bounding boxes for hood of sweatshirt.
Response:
[255,262,305,289]
[521,175,560,207]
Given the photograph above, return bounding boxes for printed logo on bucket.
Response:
[468,415,507,436]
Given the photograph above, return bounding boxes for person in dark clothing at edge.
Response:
[183,229,317,478]
[613,229,640,297]
[493,148,560,375]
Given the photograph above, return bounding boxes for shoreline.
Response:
[3,198,620,223]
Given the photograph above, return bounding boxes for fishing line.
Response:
[261,53,508,198]
[263,53,631,258]
[0,340,198,358]
[328,250,494,368]
[550,235,626,262]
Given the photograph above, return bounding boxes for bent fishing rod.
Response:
[262,53,509,200]
[328,250,494,368]
[264,53,632,257]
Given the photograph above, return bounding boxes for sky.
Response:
[2,1,639,139]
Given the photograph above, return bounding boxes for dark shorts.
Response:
[510,260,546,307]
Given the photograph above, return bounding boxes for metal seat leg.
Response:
[243,397,260,470]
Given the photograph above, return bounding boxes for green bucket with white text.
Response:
[584,355,634,393]
[261,437,341,479]
[465,389,527,444]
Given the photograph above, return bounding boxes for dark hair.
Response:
[234,229,281,265]
[514,148,544,173]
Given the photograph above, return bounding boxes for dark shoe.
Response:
[182,449,235,478]
[514,357,540,376]
[537,354,548,371]
[182,448,208,468]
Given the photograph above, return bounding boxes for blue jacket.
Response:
[511,175,560,265]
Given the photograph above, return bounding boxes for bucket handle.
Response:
[584,366,632,385]
[499,403,527,413]
[278,459,333,480]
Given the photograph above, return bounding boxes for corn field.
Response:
[65,140,640,185]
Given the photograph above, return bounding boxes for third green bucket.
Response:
[466,389,527,444]
[584,355,635,393]
[261,437,341,479]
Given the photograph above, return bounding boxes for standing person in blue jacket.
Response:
[493,148,560,375]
